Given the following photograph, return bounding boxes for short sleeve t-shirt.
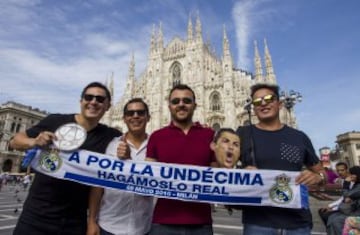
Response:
[21,114,121,225]
[147,122,215,224]
[237,125,319,229]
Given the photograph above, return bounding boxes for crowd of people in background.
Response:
[318,162,360,235]
[0,173,33,191]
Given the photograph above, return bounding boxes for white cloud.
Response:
[0,45,134,112]
[232,0,258,69]
[83,34,130,56]
[231,0,291,70]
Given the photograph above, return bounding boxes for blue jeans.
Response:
[149,224,213,235]
[243,224,311,235]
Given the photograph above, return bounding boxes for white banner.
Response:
[30,149,309,209]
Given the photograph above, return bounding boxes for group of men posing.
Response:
[9,81,325,235]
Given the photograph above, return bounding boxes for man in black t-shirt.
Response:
[10,82,122,235]
[236,83,326,235]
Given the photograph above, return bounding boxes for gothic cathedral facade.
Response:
[103,15,294,133]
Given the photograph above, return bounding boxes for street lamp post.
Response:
[279,90,302,127]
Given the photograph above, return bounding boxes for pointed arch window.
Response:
[210,92,221,111]
[171,62,182,87]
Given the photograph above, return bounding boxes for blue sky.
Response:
[0,0,359,153]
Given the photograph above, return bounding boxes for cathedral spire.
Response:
[125,53,135,98]
[254,40,263,82]
[129,53,135,80]
[109,72,114,98]
[222,25,233,76]
[195,12,203,43]
[187,14,193,42]
[223,25,230,57]
[264,38,276,83]
[150,24,155,53]
[157,22,164,50]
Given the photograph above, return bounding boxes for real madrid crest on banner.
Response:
[269,174,293,204]
[39,149,62,172]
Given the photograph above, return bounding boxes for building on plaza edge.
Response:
[0,101,47,172]
[336,131,360,167]
[102,14,297,133]
[318,131,360,169]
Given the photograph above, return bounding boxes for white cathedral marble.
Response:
[102,15,295,133]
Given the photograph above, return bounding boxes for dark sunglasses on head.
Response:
[124,109,147,117]
[252,94,277,107]
[83,94,107,103]
[170,97,193,105]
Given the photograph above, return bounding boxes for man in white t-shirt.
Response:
[87,98,153,235]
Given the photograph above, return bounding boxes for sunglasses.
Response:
[170,97,194,105]
[124,109,147,117]
[83,94,107,103]
[252,94,277,107]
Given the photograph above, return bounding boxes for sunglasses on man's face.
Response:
[170,97,194,105]
[124,109,147,117]
[252,94,277,107]
[83,94,107,103]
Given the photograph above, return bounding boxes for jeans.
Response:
[100,227,114,235]
[149,224,213,235]
[100,226,150,235]
[243,224,311,235]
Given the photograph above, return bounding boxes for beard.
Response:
[171,106,193,123]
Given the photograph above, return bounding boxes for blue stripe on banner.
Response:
[197,194,262,203]
[64,172,262,204]
[65,172,128,189]
[300,184,309,208]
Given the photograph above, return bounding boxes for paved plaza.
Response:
[0,184,331,235]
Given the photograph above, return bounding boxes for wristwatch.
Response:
[318,172,326,185]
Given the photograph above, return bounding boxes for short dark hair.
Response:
[123,98,149,116]
[336,162,348,169]
[349,166,360,183]
[169,84,196,102]
[81,82,111,102]
[250,83,280,98]
[213,128,238,143]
